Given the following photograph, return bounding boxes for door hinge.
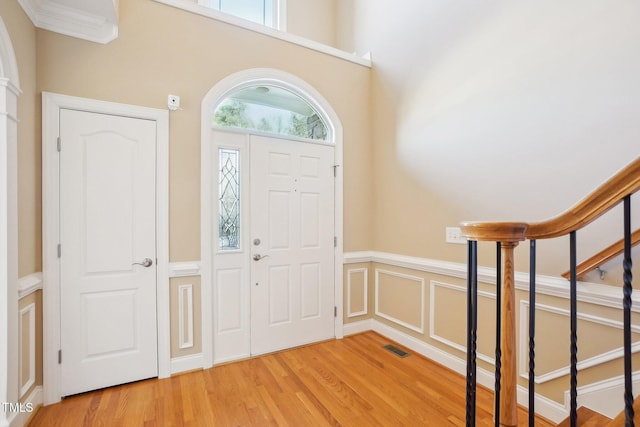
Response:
[334,236,337,247]
[334,306,337,318]
[333,164,340,177]
[57,137,61,152]
[57,244,61,258]
[58,350,62,364]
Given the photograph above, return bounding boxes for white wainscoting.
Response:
[18,303,36,398]
[429,280,496,365]
[518,300,640,384]
[342,251,640,424]
[178,284,194,350]
[18,272,43,298]
[346,267,368,318]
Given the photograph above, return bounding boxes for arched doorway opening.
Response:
[201,69,344,367]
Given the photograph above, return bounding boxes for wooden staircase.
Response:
[461,157,640,427]
[555,396,640,426]
[556,407,611,426]
[606,395,640,426]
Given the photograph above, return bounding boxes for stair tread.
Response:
[557,407,612,427]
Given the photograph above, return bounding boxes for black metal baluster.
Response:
[529,240,536,426]
[466,240,478,427]
[570,231,578,427]
[623,195,634,426]
[494,242,502,427]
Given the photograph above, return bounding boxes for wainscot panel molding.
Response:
[429,280,495,365]
[169,262,201,278]
[178,284,194,350]
[344,251,640,310]
[346,267,368,318]
[518,300,640,385]
[374,269,425,334]
[18,272,43,299]
[19,303,36,398]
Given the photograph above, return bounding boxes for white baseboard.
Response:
[343,319,374,336]
[8,386,42,427]
[170,353,204,375]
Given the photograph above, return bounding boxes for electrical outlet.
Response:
[445,227,467,244]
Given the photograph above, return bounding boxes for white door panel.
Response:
[250,135,335,356]
[60,109,158,396]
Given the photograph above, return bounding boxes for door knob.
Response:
[253,254,269,261]
[132,258,153,267]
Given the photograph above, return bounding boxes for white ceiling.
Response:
[18,0,118,44]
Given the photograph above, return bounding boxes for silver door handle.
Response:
[253,254,269,261]
[132,258,153,268]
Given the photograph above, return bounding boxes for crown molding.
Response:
[18,0,118,44]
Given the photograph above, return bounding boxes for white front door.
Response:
[59,109,158,396]
[250,135,335,355]
[211,131,335,362]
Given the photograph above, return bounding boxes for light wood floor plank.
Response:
[28,331,555,426]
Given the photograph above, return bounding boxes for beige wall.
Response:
[287,0,337,47]
[36,0,373,260]
[35,0,373,360]
[0,1,40,277]
[343,0,640,277]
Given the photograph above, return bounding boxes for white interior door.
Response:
[250,135,335,355]
[59,109,158,396]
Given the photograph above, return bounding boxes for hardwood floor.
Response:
[28,332,555,426]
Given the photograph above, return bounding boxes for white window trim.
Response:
[197,0,282,30]
[153,0,371,68]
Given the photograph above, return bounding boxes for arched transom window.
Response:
[213,85,330,141]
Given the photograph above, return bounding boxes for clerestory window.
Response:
[199,0,280,28]
[213,85,329,141]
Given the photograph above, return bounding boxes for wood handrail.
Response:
[527,157,640,239]
[560,229,640,280]
[460,157,640,427]
[461,157,640,242]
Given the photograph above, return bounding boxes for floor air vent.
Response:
[382,344,410,358]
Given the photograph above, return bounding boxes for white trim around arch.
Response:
[0,16,21,427]
[200,68,344,368]
[41,92,171,405]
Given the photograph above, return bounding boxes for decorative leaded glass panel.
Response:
[218,148,240,250]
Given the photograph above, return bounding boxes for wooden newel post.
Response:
[500,241,519,427]
[460,222,527,427]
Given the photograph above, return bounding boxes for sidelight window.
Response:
[218,148,241,250]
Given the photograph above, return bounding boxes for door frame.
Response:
[201,69,344,368]
[42,92,170,404]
